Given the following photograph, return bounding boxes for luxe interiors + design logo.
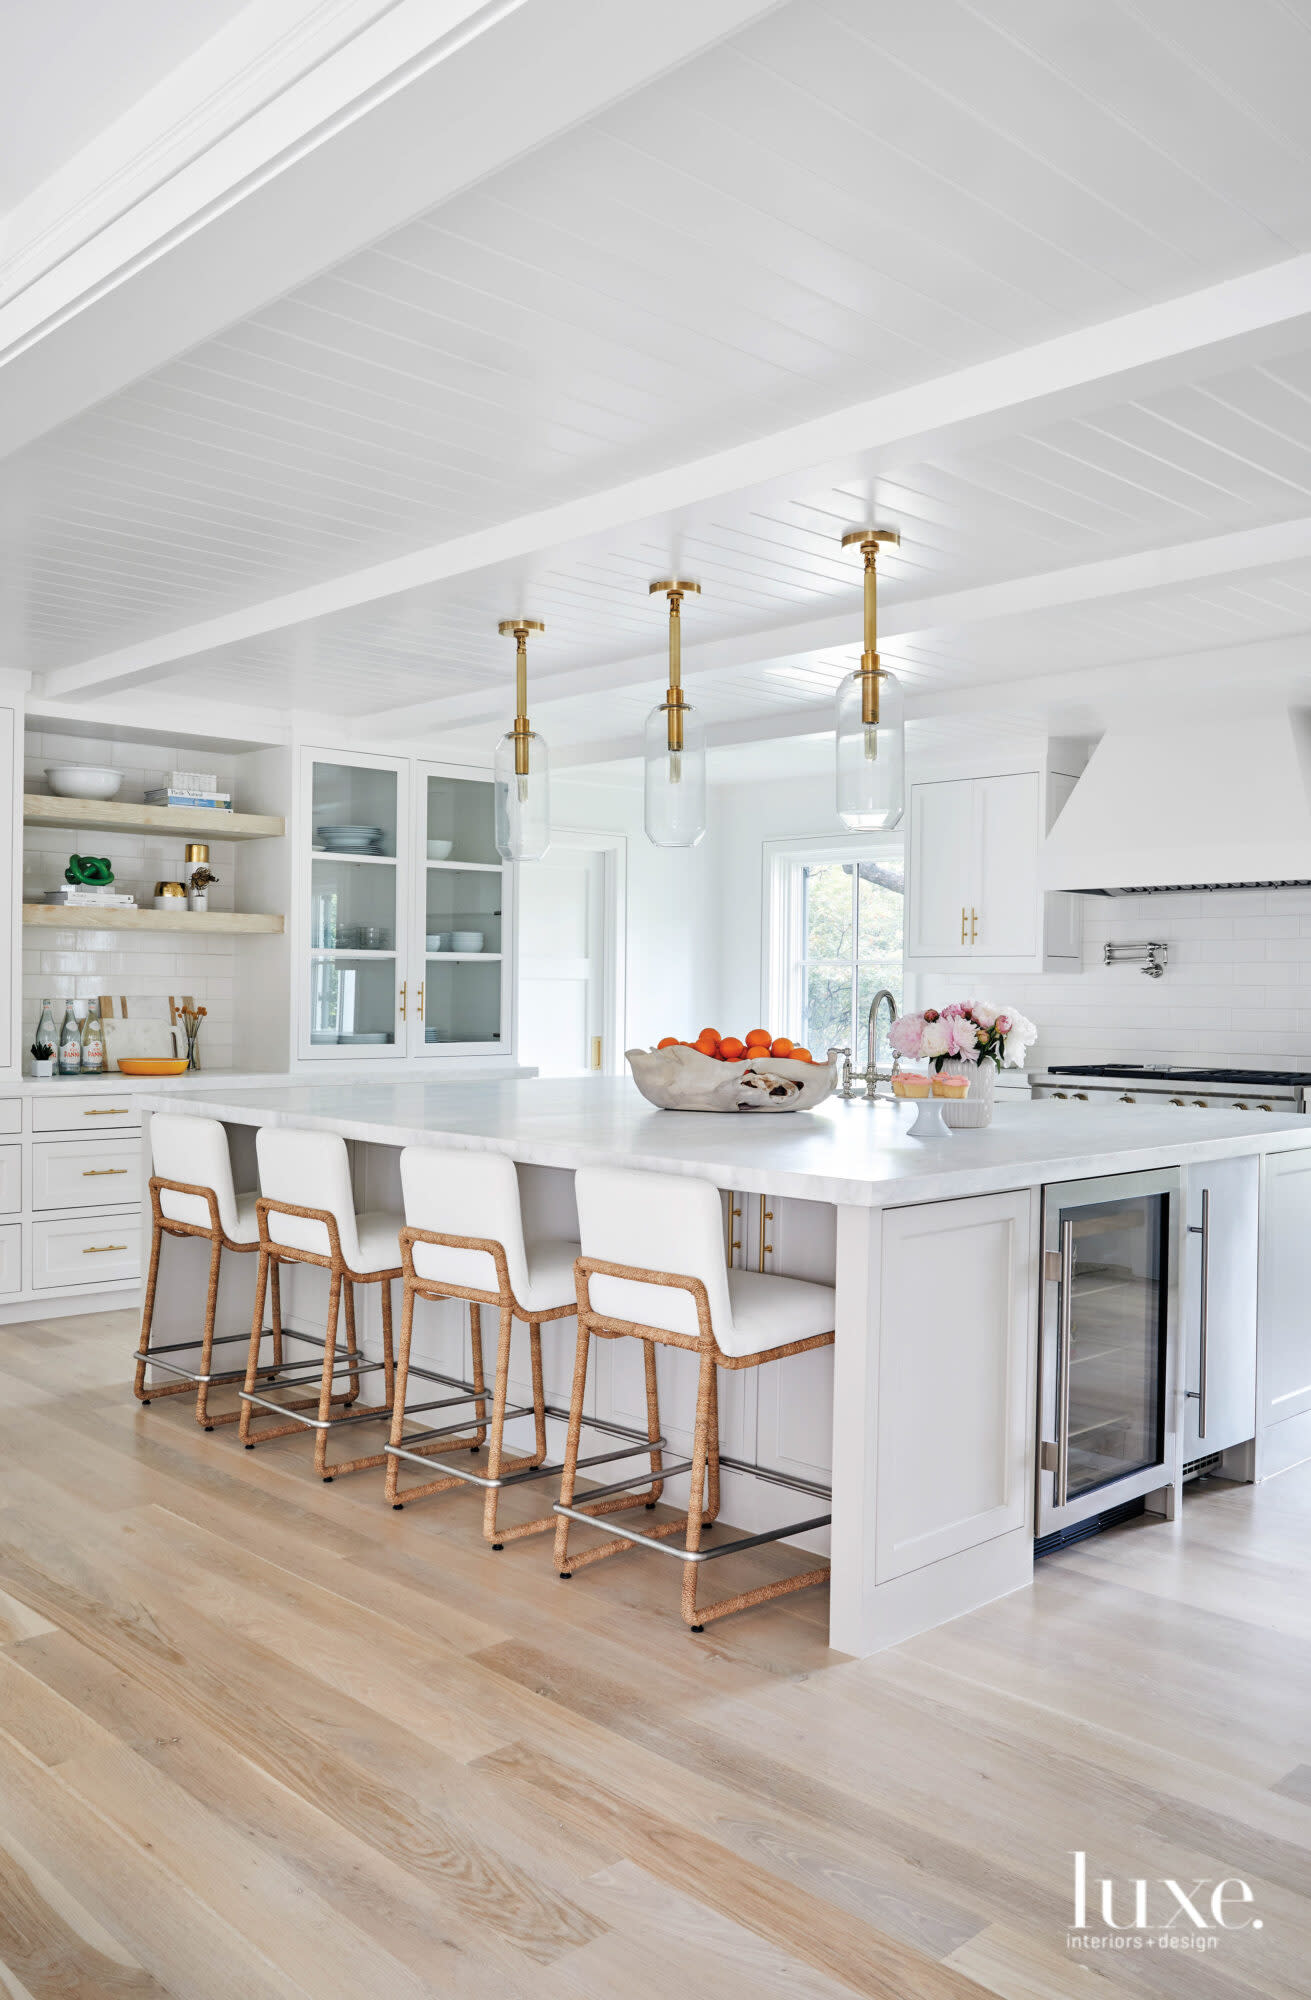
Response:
[1068,1851,1263,1954]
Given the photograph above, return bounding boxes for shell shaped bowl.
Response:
[626,1044,837,1113]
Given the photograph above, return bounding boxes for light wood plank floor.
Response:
[0,1309,1308,1999]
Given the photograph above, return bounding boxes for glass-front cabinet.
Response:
[298,750,512,1062]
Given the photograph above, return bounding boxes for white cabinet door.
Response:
[908,779,974,956]
[1258,1150,1311,1436]
[974,773,1040,958]
[1183,1157,1258,1461]
[0,706,13,1074]
[301,749,409,1061]
[875,1189,1034,1582]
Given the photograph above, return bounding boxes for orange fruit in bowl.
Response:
[720,1037,747,1061]
[657,1036,678,1049]
[744,1028,772,1048]
[770,1037,794,1057]
[791,1047,813,1062]
[698,1028,722,1045]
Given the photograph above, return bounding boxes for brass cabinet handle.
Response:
[960,904,967,944]
[1186,1187,1210,1441]
[970,906,978,943]
[84,1108,129,1116]
[417,981,424,1022]
[82,1168,127,1176]
[83,1243,127,1254]
[399,982,408,1022]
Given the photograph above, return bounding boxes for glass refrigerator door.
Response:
[1059,1192,1168,1498]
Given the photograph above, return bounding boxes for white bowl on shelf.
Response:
[449,931,484,953]
[425,933,449,952]
[45,765,122,800]
[427,839,454,860]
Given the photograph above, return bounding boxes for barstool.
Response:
[134,1113,276,1429]
[238,1128,403,1481]
[554,1166,836,1631]
[386,1147,667,1547]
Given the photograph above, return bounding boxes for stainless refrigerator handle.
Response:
[1186,1188,1210,1440]
[1055,1215,1075,1508]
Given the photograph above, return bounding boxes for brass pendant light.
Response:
[835,528,904,831]
[644,579,706,847]
[493,617,550,860]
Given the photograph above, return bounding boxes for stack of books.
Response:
[143,770,232,812]
[44,886,137,908]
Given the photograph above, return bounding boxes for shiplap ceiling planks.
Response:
[11,0,1311,740]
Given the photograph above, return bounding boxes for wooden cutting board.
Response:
[103,1018,179,1070]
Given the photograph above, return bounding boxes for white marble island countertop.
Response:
[139,1075,1311,1206]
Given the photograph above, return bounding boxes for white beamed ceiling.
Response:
[11,0,1311,748]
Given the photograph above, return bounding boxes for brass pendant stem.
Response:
[497,617,545,780]
[840,529,899,736]
[650,578,700,756]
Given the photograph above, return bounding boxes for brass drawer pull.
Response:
[83,1243,127,1254]
[83,1167,127,1175]
[84,1108,129,1116]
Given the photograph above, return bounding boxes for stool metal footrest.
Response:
[553,1502,832,1565]
[239,1387,390,1431]
[384,1434,669,1494]
[554,1454,832,1563]
[135,1329,299,1389]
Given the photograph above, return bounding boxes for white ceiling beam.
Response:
[553,701,836,770]
[36,251,1311,705]
[38,250,1311,707]
[0,0,778,457]
[379,513,1311,736]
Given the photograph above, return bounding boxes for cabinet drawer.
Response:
[32,1215,141,1289]
[0,1100,21,1136]
[31,1095,140,1134]
[0,1223,19,1293]
[32,1138,140,1212]
[0,1145,19,1215]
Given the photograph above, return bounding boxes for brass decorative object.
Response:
[493,619,550,860]
[835,528,906,831]
[645,580,706,847]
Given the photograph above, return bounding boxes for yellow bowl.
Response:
[114,1057,189,1075]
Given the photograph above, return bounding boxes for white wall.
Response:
[549,772,715,1050]
[955,888,1311,1071]
[705,771,836,1038]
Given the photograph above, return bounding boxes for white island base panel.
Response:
[136,1081,1311,1657]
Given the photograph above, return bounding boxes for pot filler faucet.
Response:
[834,987,900,1101]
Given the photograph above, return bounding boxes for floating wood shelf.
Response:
[23,905,284,935]
[24,795,284,841]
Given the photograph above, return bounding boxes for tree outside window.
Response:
[787,852,904,1064]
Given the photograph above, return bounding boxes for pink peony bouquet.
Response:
[888,1002,1037,1072]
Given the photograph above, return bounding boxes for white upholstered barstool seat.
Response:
[384,1145,588,1546]
[554,1166,836,1631]
[237,1128,403,1481]
[134,1113,273,1429]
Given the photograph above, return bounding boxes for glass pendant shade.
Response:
[644,698,707,847]
[493,728,551,860]
[835,663,905,830]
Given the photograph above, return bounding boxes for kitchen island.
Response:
[138,1078,1311,1655]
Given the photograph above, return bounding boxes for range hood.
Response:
[1040,711,1311,895]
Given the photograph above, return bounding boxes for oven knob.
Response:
[1234,1102,1248,1111]
[1053,1090,1068,1099]
[1260,1103,1273,1112]
[1170,1097,1185,1106]
[1074,1092,1088,1100]
[1193,1100,1208,1108]
[1118,1093,1135,1103]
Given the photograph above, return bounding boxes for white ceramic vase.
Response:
[938,1056,996,1129]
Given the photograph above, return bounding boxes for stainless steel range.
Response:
[1031,1063,1311,1113]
